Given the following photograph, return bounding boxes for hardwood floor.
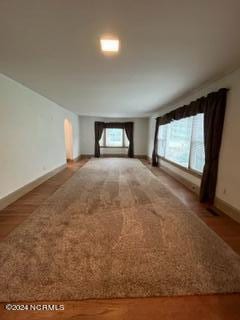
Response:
[144,160,240,256]
[0,159,87,241]
[0,158,239,320]
[1,295,240,320]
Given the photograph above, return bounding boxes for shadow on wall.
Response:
[64,118,73,161]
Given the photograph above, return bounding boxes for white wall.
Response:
[0,74,81,200]
[79,116,148,156]
[148,67,240,211]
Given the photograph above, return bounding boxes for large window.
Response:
[157,114,205,173]
[100,128,129,147]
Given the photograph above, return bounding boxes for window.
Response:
[190,114,205,172]
[100,128,129,147]
[157,123,168,157]
[157,114,205,173]
[106,128,123,147]
[165,117,193,168]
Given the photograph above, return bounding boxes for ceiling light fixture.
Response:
[100,37,120,53]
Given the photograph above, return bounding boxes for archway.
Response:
[64,118,73,161]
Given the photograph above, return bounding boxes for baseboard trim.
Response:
[79,154,93,159]
[136,155,148,160]
[73,155,82,162]
[148,157,240,223]
[159,164,200,195]
[79,154,148,159]
[67,154,83,163]
[101,154,128,158]
[0,163,67,211]
[214,198,240,223]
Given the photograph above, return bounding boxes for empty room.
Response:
[0,1,240,319]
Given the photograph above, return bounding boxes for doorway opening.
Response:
[64,118,73,162]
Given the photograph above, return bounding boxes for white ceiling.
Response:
[1,0,240,117]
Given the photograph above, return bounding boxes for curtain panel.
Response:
[94,122,105,157]
[152,88,228,203]
[124,122,134,158]
[94,122,134,158]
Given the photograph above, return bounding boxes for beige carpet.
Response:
[0,158,240,302]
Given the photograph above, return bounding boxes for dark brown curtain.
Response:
[152,88,228,203]
[152,117,160,166]
[124,122,134,158]
[94,122,105,157]
[199,91,227,203]
[94,121,134,158]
